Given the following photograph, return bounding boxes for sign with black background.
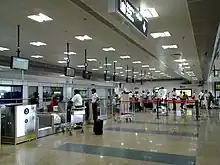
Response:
[117,0,148,37]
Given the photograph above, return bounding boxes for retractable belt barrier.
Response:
[121,99,196,104]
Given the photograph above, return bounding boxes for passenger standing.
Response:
[208,91,214,109]
[179,91,184,110]
[71,89,83,107]
[91,88,99,122]
[199,90,204,107]
[172,88,177,111]
[204,90,209,111]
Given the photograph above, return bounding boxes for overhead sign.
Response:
[109,0,148,37]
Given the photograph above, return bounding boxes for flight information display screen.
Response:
[10,56,29,70]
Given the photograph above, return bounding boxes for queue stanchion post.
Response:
[195,100,200,121]
[156,98,160,119]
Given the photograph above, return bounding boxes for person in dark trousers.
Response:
[91,88,99,122]
[208,91,214,109]
[172,88,177,111]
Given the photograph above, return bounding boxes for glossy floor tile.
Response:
[0,111,220,165]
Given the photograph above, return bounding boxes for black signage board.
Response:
[117,0,148,37]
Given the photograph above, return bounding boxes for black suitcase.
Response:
[93,119,103,135]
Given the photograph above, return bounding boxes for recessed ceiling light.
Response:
[132,61,141,64]
[174,59,186,63]
[120,55,131,59]
[0,47,9,51]
[31,55,43,59]
[149,68,156,71]
[182,63,189,66]
[116,66,123,70]
[141,8,159,18]
[58,60,67,64]
[114,61,118,63]
[77,65,85,68]
[155,70,161,73]
[102,47,115,52]
[121,74,125,77]
[184,66,190,69]
[120,72,123,74]
[103,63,112,66]
[64,52,76,55]
[150,31,171,39]
[87,58,97,62]
[162,45,178,49]
[99,66,103,69]
[125,69,131,72]
[160,73,165,75]
[92,68,99,71]
[115,73,119,75]
[75,35,92,41]
[139,73,144,76]
[30,41,47,46]
[142,65,149,68]
[133,72,139,74]
[27,13,53,23]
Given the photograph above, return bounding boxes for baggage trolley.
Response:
[115,101,135,122]
[65,106,86,135]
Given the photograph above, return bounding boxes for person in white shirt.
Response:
[91,88,99,122]
[204,90,209,111]
[71,89,83,107]
[199,90,204,107]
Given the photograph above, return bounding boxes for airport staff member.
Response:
[172,88,177,111]
[91,88,99,121]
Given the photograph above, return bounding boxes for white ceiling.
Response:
[0,0,202,81]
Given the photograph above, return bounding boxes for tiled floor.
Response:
[0,111,220,165]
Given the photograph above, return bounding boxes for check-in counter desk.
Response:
[1,104,37,145]
[37,102,67,138]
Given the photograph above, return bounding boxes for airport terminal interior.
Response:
[1,0,220,164]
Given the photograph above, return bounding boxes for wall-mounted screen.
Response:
[65,67,75,77]
[176,89,192,97]
[83,70,92,79]
[10,56,29,70]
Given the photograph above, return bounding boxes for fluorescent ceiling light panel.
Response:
[139,73,144,76]
[116,66,123,70]
[114,61,118,63]
[141,8,159,18]
[133,72,139,74]
[0,47,9,51]
[99,66,103,69]
[57,60,67,64]
[184,66,190,69]
[64,52,76,55]
[64,57,68,60]
[182,63,189,66]
[150,31,171,39]
[125,69,131,72]
[121,75,125,77]
[75,35,92,41]
[162,45,178,49]
[120,55,131,59]
[149,68,156,71]
[142,65,149,68]
[92,68,99,71]
[77,65,85,68]
[160,73,165,75]
[174,59,186,62]
[27,13,53,23]
[103,63,112,66]
[120,72,123,74]
[155,70,161,73]
[102,47,115,52]
[132,61,141,64]
[87,58,97,62]
[30,41,47,46]
[31,55,43,59]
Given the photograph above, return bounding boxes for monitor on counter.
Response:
[10,56,29,70]
[65,67,75,77]
[83,70,92,79]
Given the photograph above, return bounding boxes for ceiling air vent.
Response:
[171,53,182,58]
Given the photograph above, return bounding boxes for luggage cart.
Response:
[114,101,135,122]
[65,106,86,135]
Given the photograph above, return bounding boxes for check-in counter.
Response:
[1,104,37,145]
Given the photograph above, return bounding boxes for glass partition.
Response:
[0,85,22,104]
